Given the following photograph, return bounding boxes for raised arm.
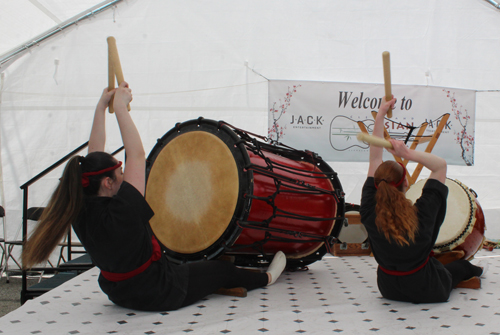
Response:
[113,82,146,195]
[88,88,115,153]
[387,139,447,184]
[367,96,396,177]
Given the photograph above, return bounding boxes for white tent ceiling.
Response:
[0,0,108,57]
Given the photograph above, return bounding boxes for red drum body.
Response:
[146,118,345,267]
[231,149,341,262]
[406,178,485,260]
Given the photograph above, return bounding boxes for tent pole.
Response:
[484,0,500,9]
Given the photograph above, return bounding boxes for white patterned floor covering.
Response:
[1,249,499,335]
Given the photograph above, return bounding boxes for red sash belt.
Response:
[100,236,162,282]
[379,252,433,276]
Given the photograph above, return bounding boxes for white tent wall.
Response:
[0,0,499,268]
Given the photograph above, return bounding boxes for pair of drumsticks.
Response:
[107,36,130,113]
[356,51,394,149]
[106,37,388,150]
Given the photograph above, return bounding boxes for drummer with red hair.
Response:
[22,82,286,311]
[359,96,482,303]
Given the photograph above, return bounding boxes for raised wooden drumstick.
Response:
[382,51,392,118]
[357,132,394,149]
[107,45,115,113]
[107,36,131,112]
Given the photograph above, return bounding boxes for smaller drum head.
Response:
[146,131,240,255]
[338,206,368,244]
[338,222,368,244]
[406,178,477,252]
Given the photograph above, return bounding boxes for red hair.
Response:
[374,161,418,246]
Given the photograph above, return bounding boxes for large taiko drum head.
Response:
[146,130,241,256]
[405,178,485,260]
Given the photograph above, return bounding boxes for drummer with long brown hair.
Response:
[359,96,482,303]
[21,82,286,311]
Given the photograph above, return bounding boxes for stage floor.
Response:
[0,249,499,335]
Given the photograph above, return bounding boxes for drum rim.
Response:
[145,118,254,263]
[434,179,477,251]
[407,178,477,252]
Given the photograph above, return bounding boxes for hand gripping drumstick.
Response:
[357,132,394,149]
[107,36,131,112]
[382,51,393,118]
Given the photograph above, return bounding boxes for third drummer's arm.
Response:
[388,139,447,184]
[367,97,396,177]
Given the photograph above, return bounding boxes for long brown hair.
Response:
[374,161,418,246]
[22,152,117,269]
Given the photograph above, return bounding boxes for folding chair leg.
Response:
[0,243,6,278]
[5,244,22,283]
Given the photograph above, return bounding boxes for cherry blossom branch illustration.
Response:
[444,89,474,166]
[268,85,301,142]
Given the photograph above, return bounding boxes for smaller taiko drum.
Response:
[405,178,485,260]
[337,204,369,246]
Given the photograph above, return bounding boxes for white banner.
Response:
[268,80,476,166]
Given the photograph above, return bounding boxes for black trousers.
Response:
[180,260,268,307]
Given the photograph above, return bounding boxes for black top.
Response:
[360,177,452,303]
[73,181,188,311]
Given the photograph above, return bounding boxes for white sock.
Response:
[472,259,489,278]
[267,251,286,285]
